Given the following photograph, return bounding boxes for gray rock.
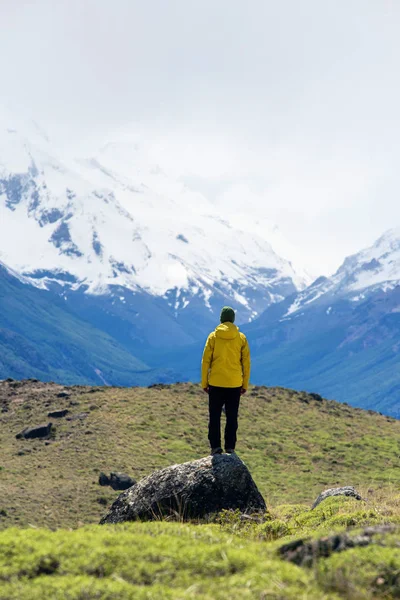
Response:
[66,412,88,421]
[48,408,69,418]
[100,453,266,524]
[312,486,363,509]
[109,472,136,491]
[98,472,136,490]
[99,472,110,486]
[16,423,53,440]
[279,525,395,566]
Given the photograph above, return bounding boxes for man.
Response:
[201,306,251,455]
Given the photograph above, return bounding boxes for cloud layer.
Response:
[1,0,400,275]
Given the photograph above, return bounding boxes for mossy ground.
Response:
[0,380,400,529]
[1,498,400,599]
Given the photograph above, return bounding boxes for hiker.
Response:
[201,306,251,455]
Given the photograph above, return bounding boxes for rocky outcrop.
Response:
[312,486,363,509]
[100,453,266,523]
[99,472,136,491]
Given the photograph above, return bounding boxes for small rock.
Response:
[16,423,53,440]
[56,392,70,398]
[99,472,110,486]
[279,525,395,566]
[48,409,69,418]
[97,497,109,506]
[109,472,136,491]
[312,486,363,509]
[98,471,135,490]
[17,448,32,456]
[66,413,88,421]
[147,383,170,390]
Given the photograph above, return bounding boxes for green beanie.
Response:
[220,306,235,323]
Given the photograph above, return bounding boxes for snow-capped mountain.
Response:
[0,109,309,325]
[242,230,400,416]
[281,228,400,319]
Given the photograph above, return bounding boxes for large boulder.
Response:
[100,453,266,523]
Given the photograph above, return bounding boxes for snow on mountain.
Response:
[0,110,310,320]
[283,228,400,318]
[335,228,400,292]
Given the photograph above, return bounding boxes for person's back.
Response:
[201,306,251,455]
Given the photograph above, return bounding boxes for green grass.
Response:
[1,381,400,529]
[1,497,400,599]
[2,381,400,598]
[0,520,349,599]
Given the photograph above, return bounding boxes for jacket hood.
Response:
[215,322,240,340]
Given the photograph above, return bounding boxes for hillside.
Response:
[1,379,399,530]
[0,262,183,386]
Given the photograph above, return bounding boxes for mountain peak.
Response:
[0,115,309,323]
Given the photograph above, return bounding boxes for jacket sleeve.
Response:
[241,335,251,390]
[201,334,214,388]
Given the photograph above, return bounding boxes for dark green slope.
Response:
[0,264,161,385]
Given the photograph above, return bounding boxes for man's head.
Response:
[220,306,235,323]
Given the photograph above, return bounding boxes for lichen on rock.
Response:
[100,453,266,523]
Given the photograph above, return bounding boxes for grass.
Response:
[1,497,400,598]
[1,380,400,529]
[2,380,400,598]
[0,522,324,600]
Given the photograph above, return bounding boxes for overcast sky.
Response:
[1,0,400,276]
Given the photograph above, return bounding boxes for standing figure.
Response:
[201,306,251,455]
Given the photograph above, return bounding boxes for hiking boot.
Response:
[211,447,223,455]
[225,449,236,454]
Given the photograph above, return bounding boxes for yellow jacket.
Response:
[201,322,251,389]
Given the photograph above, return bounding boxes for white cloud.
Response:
[1,0,400,276]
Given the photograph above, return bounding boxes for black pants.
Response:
[208,385,241,450]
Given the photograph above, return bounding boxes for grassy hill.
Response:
[2,379,400,598]
[1,379,399,529]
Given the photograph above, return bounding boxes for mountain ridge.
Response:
[0,109,309,327]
